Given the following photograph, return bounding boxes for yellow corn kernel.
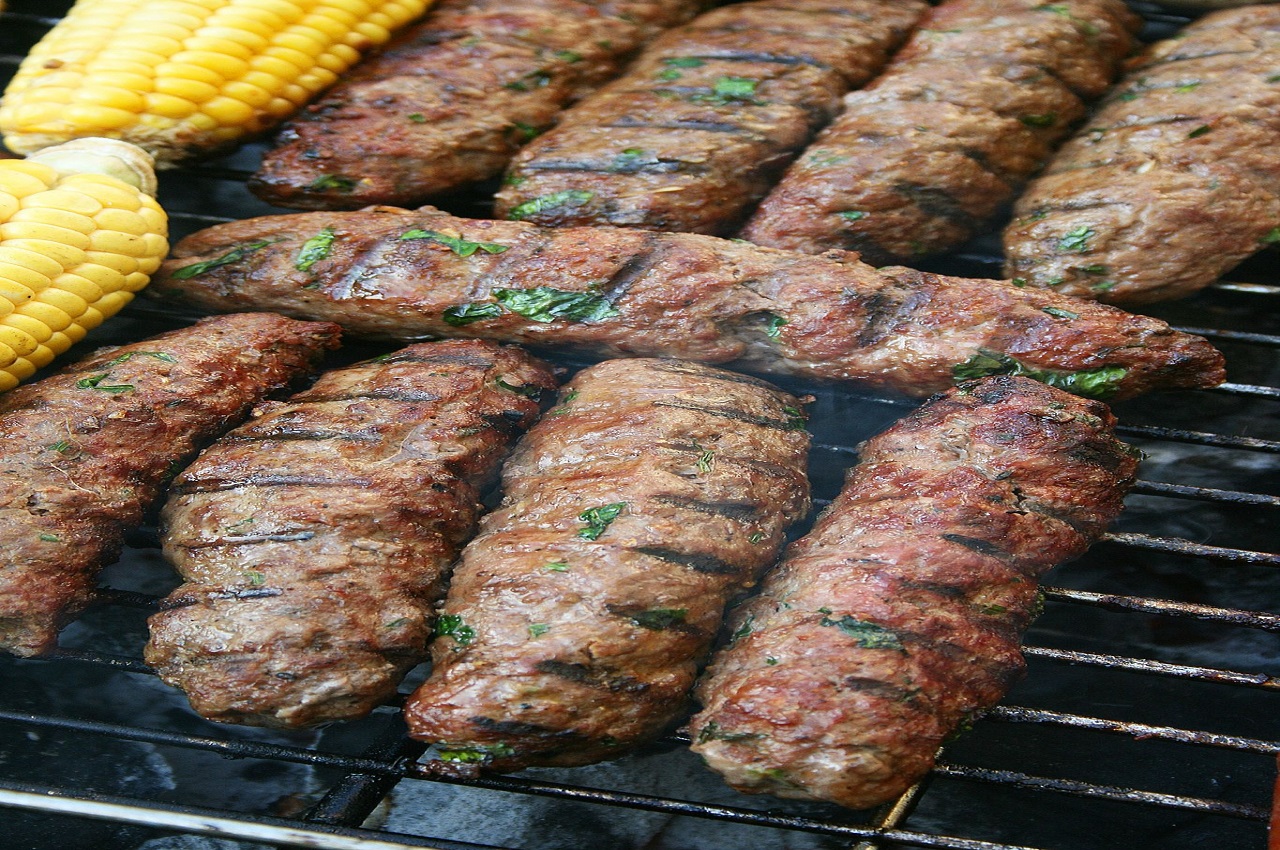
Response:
[0,0,433,165]
[0,138,167,389]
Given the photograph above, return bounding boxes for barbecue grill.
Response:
[1,2,1278,848]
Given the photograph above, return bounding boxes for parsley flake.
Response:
[295,227,337,271]
[577,502,626,540]
[400,228,509,257]
[170,239,278,279]
[435,613,475,645]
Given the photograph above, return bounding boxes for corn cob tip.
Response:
[25,138,159,197]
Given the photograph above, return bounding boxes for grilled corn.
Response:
[0,0,431,165]
[0,137,168,391]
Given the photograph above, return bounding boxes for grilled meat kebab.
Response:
[248,0,704,210]
[493,0,927,234]
[0,313,340,658]
[403,357,811,768]
[688,374,1138,810]
[145,340,556,728]
[1002,5,1280,304]
[149,205,1226,401]
[741,0,1141,264]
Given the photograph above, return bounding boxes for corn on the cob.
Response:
[0,0,432,165]
[0,137,168,391]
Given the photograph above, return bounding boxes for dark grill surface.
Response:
[1,3,1277,849]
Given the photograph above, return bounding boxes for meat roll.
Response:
[688,374,1139,809]
[741,0,1141,263]
[1002,5,1280,304]
[494,0,927,234]
[403,357,811,769]
[145,340,556,728]
[0,313,340,657]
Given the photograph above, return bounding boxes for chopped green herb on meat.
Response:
[577,502,626,540]
[953,349,1128,399]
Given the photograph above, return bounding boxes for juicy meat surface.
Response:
[740,0,1141,263]
[688,374,1139,809]
[0,313,341,658]
[493,0,927,234]
[145,340,556,728]
[1002,5,1280,304]
[248,0,704,210]
[149,205,1225,401]
[402,357,811,769]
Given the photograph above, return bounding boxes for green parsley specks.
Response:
[696,720,762,744]
[244,570,266,587]
[76,373,134,393]
[1019,112,1057,128]
[544,560,570,572]
[170,239,278,279]
[837,209,868,221]
[435,613,476,645]
[295,227,337,271]
[503,69,553,91]
[438,743,515,763]
[952,349,1128,399]
[385,617,410,629]
[38,533,60,543]
[496,377,542,400]
[748,531,766,544]
[1041,306,1078,320]
[1057,226,1094,253]
[630,608,688,630]
[710,76,760,103]
[528,623,550,638]
[781,405,807,431]
[763,313,787,340]
[819,613,905,651]
[506,189,594,221]
[494,286,618,323]
[46,440,75,454]
[1187,124,1212,139]
[577,502,626,540]
[106,351,176,366]
[307,174,357,192]
[442,302,503,326]
[1261,227,1280,245]
[400,228,509,257]
[407,112,427,123]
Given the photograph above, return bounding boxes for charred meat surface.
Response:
[248,0,705,210]
[0,313,341,658]
[145,340,556,728]
[1003,5,1280,304]
[688,374,1138,810]
[740,0,1141,263]
[402,357,811,769]
[149,205,1225,400]
[493,0,927,234]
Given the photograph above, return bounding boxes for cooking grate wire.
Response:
[2,2,1279,849]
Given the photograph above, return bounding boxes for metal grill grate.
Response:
[1,2,1278,848]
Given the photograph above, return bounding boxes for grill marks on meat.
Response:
[144,340,556,728]
[493,0,927,234]
[0,313,341,658]
[687,375,1138,810]
[1003,6,1280,304]
[150,206,1225,400]
[247,0,704,211]
[402,357,811,769]
[740,0,1141,263]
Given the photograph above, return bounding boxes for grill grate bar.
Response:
[1117,424,1280,452]
[1021,645,1280,690]
[1096,532,1280,565]
[928,764,1268,821]
[1043,586,1280,630]
[0,783,485,850]
[1173,327,1280,347]
[1127,480,1280,507]
[986,705,1280,755]
[1210,382,1280,400]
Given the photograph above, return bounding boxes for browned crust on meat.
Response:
[148,206,1225,400]
[248,0,704,210]
[402,357,811,768]
[144,340,556,728]
[688,374,1138,810]
[740,0,1141,263]
[493,0,927,234]
[1002,5,1280,304]
[0,313,341,658]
